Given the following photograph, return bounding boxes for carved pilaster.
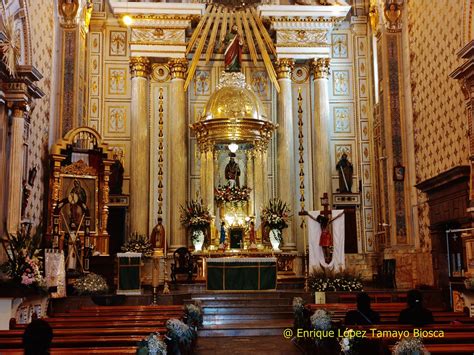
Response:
[168,58,188,80]
[274,59,295,80]
[129,57,151,78]
[311,58,331,80]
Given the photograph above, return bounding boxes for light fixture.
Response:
[122,15,133,26]
[228,142,238,153]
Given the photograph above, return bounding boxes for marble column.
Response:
[129,57,150,236]
[168,58,188,250]
[311,58,332,210]
[6,104,27,234]
[275,59,296,250]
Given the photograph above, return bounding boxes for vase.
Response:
[192,229,205,252]
[269,229,281,251]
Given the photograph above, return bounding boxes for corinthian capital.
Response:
[168,58,188,80]
[274,58,295,80]
[312,58,330,80]
[129,57,151,78]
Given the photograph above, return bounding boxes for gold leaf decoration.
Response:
[0,6,19,77]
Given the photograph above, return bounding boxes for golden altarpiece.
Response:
[47,127,114,268]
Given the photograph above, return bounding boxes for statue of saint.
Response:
[225,153,240,188]
[150,217,166,250]
[336,153,353,193]
[248,221,257,250]
[224,25,242,73]
[109,159,124,195]
[219,221,226,249]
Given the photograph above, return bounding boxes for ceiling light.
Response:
[228,143,238,153]
[122,15,133,26]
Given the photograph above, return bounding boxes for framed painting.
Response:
[59,175,98,233]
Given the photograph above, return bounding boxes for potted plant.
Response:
[180,200,211,252]
[261,198,291,251]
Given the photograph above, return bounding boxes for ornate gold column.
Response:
[254,145,265,227]
[168,58,188,250]
[129,57,150,236]
[6,103,27,233]
[246,150,255,217]
[206,148,215,214]
[275,59,296,250]
[311,58,332,210]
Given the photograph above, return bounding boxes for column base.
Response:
[281,243,296,251]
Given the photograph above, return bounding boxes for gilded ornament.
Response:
[129,57,150,78]
[275,58,295,80]
[58,0,80,28]
[383,1,403,32]
[168,58,188,80]
[190,72,277,152]
[312,58,330,80]
[61,160,97,176]
[0,7,19,77]
[368,3,379,33]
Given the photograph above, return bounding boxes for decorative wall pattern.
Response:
[408,0,468,183]
[24,0,55,225]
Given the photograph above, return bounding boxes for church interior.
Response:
[0,0,474,354]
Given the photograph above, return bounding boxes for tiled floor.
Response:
[195,336,301,355]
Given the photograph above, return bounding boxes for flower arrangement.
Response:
[0,223,46,290]
[309,270,363,293]
[165,318,197,354]
[73,272,109,295]
[121,232,153,258]
[184,303,203,329]
[180,200,212,229]
[310,309,332,330]
[261,198,291,241]
[214,185,252,204]
[136,332,167,355]
[393,337,428,355]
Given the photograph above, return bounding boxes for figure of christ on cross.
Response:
[305,193,343,263]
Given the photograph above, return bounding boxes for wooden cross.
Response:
[320,192,332,219]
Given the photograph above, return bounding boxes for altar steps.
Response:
[190,292,296,337]
[198,319,293,337]
[188,297,291,306]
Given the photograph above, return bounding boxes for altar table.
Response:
[206,257,277,291]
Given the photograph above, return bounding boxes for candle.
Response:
[152,258,160,287]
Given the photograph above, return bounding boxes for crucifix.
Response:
[307,193,342,263]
